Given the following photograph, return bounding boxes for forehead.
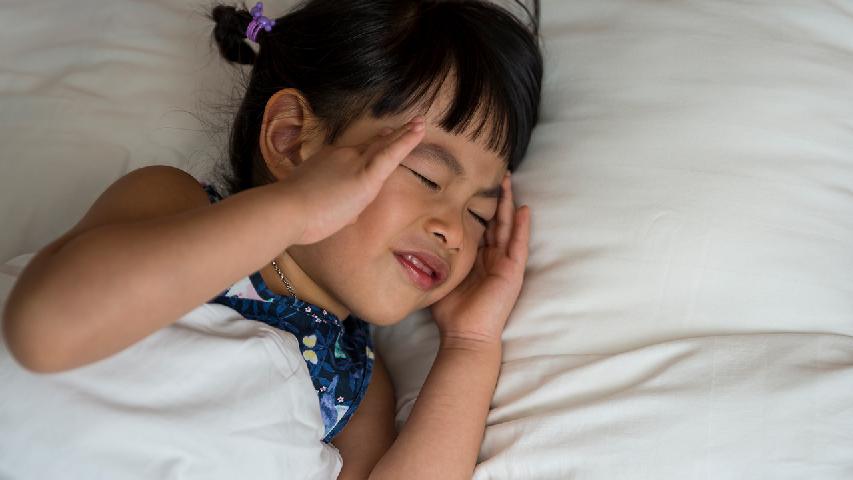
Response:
[410,72,508,174]
[338,103,507,188]
[416,119,507,184]
[378,87,506,176]
[333,66,509,186]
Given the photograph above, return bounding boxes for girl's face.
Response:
[282,105,507,326]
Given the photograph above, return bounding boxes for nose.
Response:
[425,205,464,251]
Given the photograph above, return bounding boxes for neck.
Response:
[259,251,351,320]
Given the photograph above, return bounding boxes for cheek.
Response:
[430,246,478,303]
[462,220,489,258]
[335,167,430,233]
[350,178,417,235]
[298,185,410,269]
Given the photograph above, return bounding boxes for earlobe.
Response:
[259,88,318,180]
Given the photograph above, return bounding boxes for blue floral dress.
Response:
[200,182,374,443]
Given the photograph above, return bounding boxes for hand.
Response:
[281,117,426,245]
[429,173,531,348]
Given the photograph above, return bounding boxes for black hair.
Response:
[209,0,543,194]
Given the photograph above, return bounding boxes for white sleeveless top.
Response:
[0,254,342,479]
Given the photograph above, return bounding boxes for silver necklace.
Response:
[270,259,296,297]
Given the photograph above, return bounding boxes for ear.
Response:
[259,88,323,180]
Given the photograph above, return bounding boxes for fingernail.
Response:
[409,122,425,132]
[380,127,394,136]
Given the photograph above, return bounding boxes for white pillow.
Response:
[374,0,853,477]
[0,0,250,263]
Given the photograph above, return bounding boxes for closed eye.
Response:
[404,166,439,190]
[403,166,490,228]
[469,211,489,227]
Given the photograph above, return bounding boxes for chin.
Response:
[347,301,412,327]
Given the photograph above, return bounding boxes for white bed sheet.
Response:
[476,333,853,478]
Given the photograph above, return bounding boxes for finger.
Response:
[365,118,425,180]
[354,119,414,154]
[365,117,424,164]
[486,195,502,247]
[486,174,510,247]
[376,118,424,154]
[362,116,424,155]
[474,244,486,272]
[353,126,398,155]
[494,173,515,248]
[485,216,496,247]
[508,205,530,264]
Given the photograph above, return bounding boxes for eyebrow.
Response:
[411,143,502,198]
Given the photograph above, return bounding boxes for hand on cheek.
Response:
[429,173,530,346]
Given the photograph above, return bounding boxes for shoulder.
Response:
[83,165,208,217]
[44,166,212,254]
[105,165,211,211]
[79,165,209,224]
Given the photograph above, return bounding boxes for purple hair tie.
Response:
[246,2,275,43]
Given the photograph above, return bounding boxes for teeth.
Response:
[404,254,434,276]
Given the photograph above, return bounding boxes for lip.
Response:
[393,250,450,291]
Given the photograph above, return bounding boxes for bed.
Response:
[1,0,852,478]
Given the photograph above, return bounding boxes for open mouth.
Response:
[393,252,448,291]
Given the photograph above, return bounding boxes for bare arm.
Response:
[2,166,305,372]
[2,118,426,374]
[367,338,500,479]
[333,339,499,480]
[333,353,397,479]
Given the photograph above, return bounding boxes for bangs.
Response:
[369,1,541,171]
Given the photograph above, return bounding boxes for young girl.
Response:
[2,0,542,477]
